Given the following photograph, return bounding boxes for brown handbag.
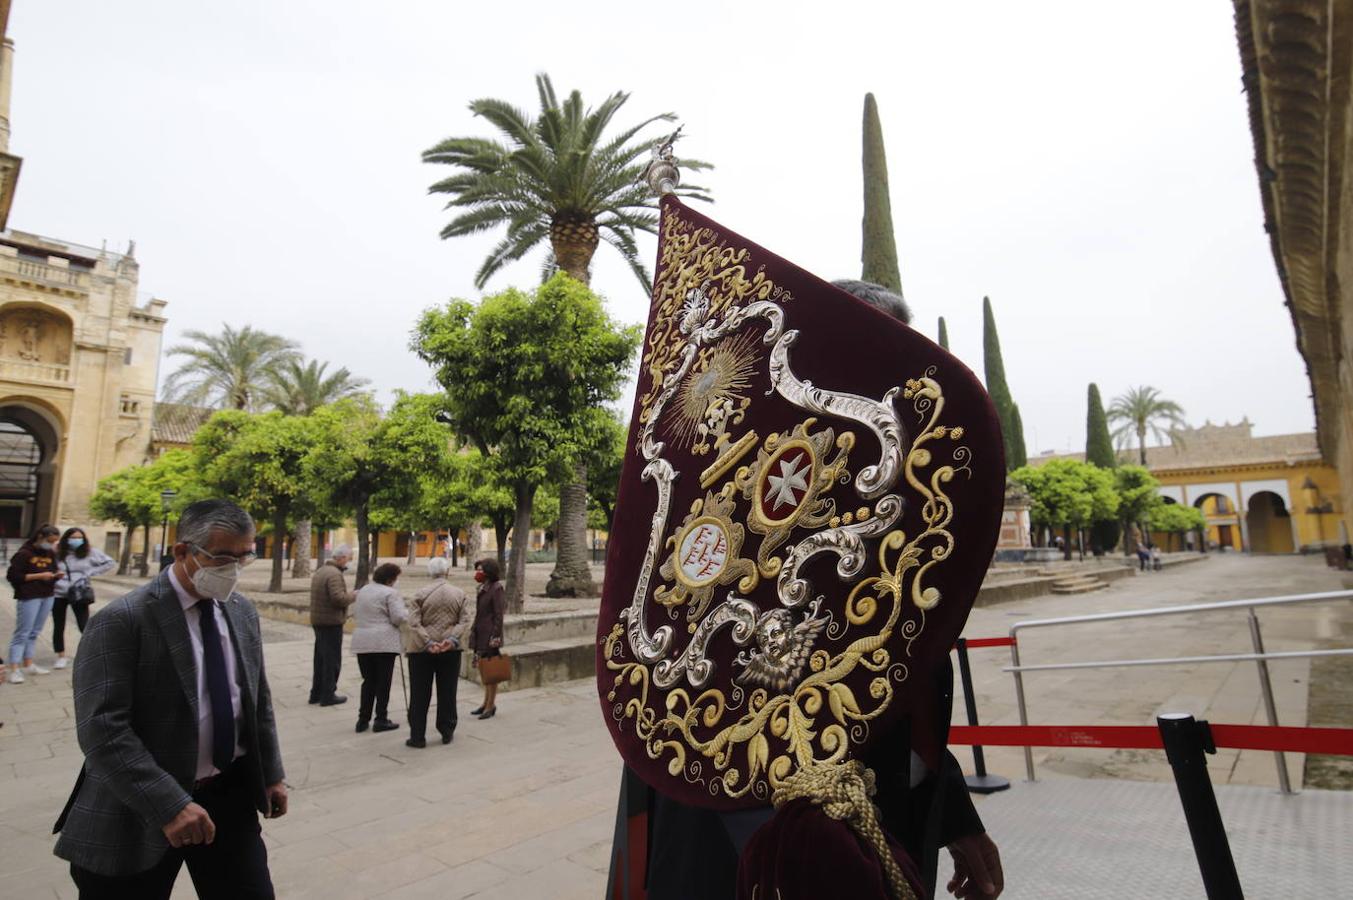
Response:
[477,653,511,685]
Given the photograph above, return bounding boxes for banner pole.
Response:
[1157,713,1244,899]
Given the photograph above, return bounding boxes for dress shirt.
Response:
[168,567,246,780]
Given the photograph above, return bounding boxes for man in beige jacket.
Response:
[308,547,355,706]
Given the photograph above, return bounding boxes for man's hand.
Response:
[264,781,288,819]
[162,802,215,848]
[947,831,1003,899]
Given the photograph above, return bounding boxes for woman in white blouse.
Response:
[349,562,408,733]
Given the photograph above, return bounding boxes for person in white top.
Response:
[51,526,117,669]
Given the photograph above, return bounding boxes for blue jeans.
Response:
[8,595,54,664]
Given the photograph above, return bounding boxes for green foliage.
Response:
[163,325,299,411]
[89,450,204,529]
[1085,383,1116,468]
[586,410,627,531]
[861,93,902,295]
[193,411,321,525]
[413,274,640,489]
[306,394,453,585]
[1113,464,1163,526]
[937,316,949,351]
[1107,385,1188,465]
[413,275,639,607]
[1008,402,1028,469]
[1010,459,1119,532]
[1149,502,1206,535]
[262,358,370,415]
[982,297,1024,471]
[423,73,711,289]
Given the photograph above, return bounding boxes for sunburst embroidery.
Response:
[663,331,761,455]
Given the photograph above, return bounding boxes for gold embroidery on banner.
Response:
[638,210,793,436]
[735,420,854,579]
[604,371,969,804]
[699,430,760,489]
[664,330,761,455]
[654,486,759,628]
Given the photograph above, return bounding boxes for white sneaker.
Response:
[53,657,69,669]
[22,663,50,675]
[6,669,23,684]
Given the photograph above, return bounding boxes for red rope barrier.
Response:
[949,724,1353,756]
[959,636,1016,649]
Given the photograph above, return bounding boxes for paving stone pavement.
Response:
[0,553,1348,898]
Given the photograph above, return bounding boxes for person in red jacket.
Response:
[6,523,61,683]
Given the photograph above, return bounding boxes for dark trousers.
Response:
[407,650,461,742]
[357,652,397,722]
[51,597,90,654]
[69,760,273,900]
[309,624,343,702]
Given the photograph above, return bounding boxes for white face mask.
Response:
[191,562,241,601]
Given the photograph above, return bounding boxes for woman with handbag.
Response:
[51,527,115,669]
[6,524,61,684]
[470,557,508,720]
[403,556,472,748]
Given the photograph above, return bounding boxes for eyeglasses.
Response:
[189,543,258,568]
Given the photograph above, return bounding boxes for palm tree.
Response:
[1107,386,1188,465]
[423,73,710,288]
[423,73,710,597]
[263,359,370,416]
[163,325,299,411]
[263,359,371,578]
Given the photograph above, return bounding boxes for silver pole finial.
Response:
[642,127,683,196]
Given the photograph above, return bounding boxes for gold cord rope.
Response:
[771,761,917,900]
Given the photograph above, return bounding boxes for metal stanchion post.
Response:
[1011,635,1035,781]
[956,638,1010,793]
[1246,609,1292,794]
[1157,713,1244,899]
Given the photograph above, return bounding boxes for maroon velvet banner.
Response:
[596,197,1006,809]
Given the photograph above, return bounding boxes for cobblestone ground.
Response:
[0,553,1347,898]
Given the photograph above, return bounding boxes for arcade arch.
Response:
[1245,491,1297,554]
[0,401,61,546]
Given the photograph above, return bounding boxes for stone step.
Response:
[459,635,596,693]
[504,610,597,644]
[1050,580,1108,595]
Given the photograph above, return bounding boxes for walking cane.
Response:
[398,654,408,713]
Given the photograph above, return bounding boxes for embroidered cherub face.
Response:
[735,609,828,693]
[759,609,794,661]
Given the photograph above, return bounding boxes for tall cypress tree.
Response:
[861,93,902,294]
[937,316,949,350]
[1009,402,1028,469]
[982,296,1023,470]
[1085,383,1116,468]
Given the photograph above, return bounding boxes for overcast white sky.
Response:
[8,1,1309,455]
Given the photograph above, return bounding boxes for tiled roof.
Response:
[1029,421,1323,473]
[151,402,213,446]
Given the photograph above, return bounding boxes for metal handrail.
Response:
[1006,589,1353,791]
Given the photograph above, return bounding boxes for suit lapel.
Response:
[221,595,258,707]
[145,571,198,720]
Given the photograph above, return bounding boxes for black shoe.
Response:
[373,719,399,733]
[320,694,348,707]
[309,696,320,705]
[469,706,484,716]
[478,707,496,720]
[405,738,426,749]
[439,728,454,744]
[355,719,369,733]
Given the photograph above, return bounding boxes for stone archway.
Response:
[1246,491,1296,554]
[1194,492,1241,550]
[0,403,61,547]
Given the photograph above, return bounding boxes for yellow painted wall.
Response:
[1152,460,1344,552]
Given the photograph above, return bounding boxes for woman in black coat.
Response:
[469,557,506,719]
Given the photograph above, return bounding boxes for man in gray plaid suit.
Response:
[53,499,288,899]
